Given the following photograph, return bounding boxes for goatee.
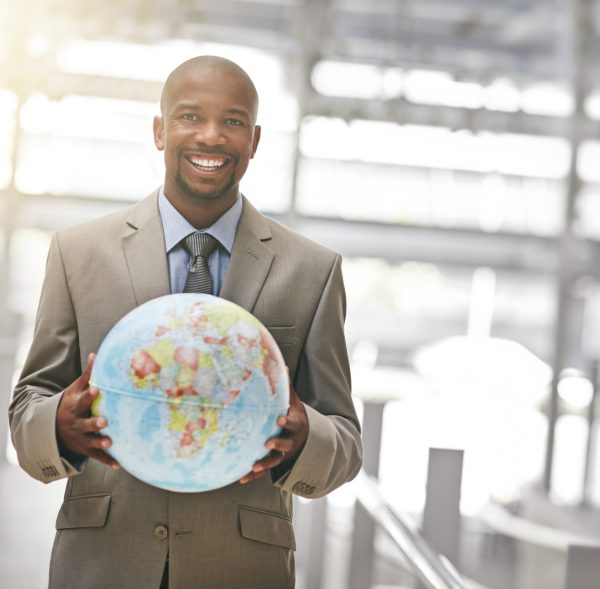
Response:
[175,159,237,201]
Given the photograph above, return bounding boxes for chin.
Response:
[176,174,236,203]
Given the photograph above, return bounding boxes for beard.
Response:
[174,151,239,201]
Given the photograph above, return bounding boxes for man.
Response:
[9,56,362,588]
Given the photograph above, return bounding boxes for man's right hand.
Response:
[56,353,120,470]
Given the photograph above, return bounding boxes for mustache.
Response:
[178,146,237,161]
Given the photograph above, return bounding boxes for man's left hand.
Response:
[240,380,308,484]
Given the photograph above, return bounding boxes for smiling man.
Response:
[9,56,362,589]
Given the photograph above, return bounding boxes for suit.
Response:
[9,191,362,588]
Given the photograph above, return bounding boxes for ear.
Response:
[250,125,261,159]
[153,116,165,151]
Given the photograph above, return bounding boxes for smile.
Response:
[185,154,229,171]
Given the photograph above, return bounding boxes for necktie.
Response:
[182,232,218,294]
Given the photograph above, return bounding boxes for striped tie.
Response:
[182,233,218,294]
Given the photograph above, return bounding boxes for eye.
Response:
[181,113,199,121]
[225,118,243,127]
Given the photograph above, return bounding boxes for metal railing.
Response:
[355,470,470,589]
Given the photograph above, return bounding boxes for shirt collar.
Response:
[158,187,243,254]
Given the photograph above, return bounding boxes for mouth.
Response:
[184,153,230,172]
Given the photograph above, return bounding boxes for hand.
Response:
[56,353,120,470]
[240,378,308,484]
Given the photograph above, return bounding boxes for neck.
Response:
[165,189,239,229]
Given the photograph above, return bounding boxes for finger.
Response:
[79,416,108,434]
[79,353,95,386]
[277,415,301,432]
[82,433,113,451]
[240,469,268,484]
[88,448,120,470]
[265,438,294,455]
[251,450,287,474]
[75,386,100,414]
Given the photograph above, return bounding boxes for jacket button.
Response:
[154,525,168,539]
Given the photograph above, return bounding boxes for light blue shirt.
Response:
[158,188,243,295]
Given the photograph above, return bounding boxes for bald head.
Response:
[160,56,259,123]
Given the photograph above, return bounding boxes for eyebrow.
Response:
[225,108,251,120]
[173,103,251,120]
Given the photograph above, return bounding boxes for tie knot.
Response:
[183,232,218,259]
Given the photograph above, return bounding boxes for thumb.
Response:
[80,352,96,386]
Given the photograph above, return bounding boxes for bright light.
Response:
[300,117,570,179]
[577,141,600,183]
[300,116,352,159]
[20,93,156,141]
[409,336,552,513]
[404,69,452,105]
[57,39,179,81]
[585,90,600,119]
[467,267,496,338]
[312,60,383,99]
[479,174,506,232]
[351,340,379,369]
[558,374,594,408]
[551,415,587,504]
[485,133,570,179]
[521,83,573,117]
[382,68,403,99]
[405,69,484,109]
[25,35,50,58]
[413,336,552,404]
[484,78,521,112]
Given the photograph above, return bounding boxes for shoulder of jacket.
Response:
[54,203,139,246]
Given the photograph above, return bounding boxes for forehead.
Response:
[163,67,257,117]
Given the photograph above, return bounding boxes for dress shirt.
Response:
[158,188,243,295]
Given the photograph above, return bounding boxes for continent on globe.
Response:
[90,294,289,492]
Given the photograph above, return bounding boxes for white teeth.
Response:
[189,156,225,169]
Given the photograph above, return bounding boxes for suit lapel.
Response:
[122,191,171,305]
[220,196,274,313]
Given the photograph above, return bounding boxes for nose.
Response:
[194,120,225,146]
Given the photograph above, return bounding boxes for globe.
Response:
[90,293,289,492]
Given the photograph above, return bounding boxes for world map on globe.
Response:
[90,294,289,492]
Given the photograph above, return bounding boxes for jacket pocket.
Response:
[265,326,297,348]
[239,506,296,550]
[56,493,111,530]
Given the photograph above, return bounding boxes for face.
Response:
[153,65,261,206]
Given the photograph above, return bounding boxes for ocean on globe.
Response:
[90,293,289,492]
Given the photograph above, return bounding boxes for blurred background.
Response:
[2,0,600,588]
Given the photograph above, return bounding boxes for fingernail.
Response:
[266,442,275,450]
[102,439,111,448]
[253,465,264,472]
[111,464,120,470]
[278,418,286,426]
[240,478,248,484]
[97,419,106,428]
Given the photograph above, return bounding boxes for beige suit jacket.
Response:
[9,192,362,589]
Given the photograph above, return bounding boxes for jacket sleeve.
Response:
[8,233,84,483]
[274,254,363,498]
